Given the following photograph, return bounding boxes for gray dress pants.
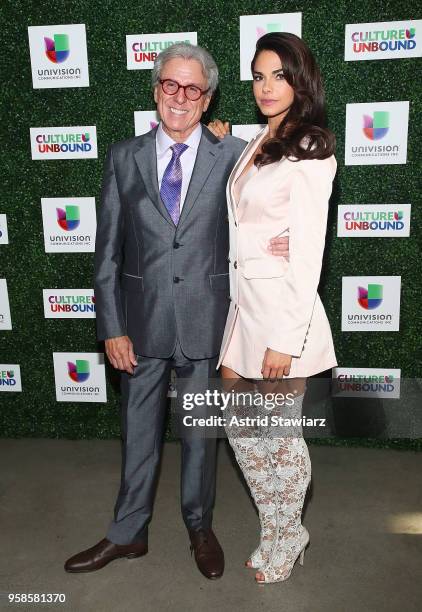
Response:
[107,340,218,545]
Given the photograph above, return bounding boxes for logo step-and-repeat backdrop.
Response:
[1,8,420,435]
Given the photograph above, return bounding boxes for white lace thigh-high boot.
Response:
[227,434,278,569]
[224,383,280,570]
[257,393,312,583]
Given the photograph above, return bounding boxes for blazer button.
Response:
[173,241,181,249]
[173,276,180,283]
[234,261,238,269]
[227,257,231,263]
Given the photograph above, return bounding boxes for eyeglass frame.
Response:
[158,78,210,101]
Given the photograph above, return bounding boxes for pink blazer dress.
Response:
[217,126,338,379]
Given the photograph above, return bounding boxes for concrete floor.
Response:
[0,439,421,612]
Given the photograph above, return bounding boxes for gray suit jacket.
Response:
[94,125,246,359]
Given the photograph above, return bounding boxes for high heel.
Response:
[256,527,309,584]
[245,513,277,569]
[245,546,268,569]
[226,431,278,571]
[254,400,311,584]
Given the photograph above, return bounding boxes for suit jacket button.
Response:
[173,276,180,283]
[173,241,180,249]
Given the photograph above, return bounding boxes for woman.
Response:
[214,32,337,584]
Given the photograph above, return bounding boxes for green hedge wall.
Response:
[1,0,421,449]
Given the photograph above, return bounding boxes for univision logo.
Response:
[44,34,70,64]
[358,284,383,310]
[363,111,389,140]
[257,23,281,38]
[67,360,90,383]
[57,205,80,231]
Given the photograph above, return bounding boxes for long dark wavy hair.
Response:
[251,32,335,166]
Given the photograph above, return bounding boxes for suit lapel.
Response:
[177,126,221,228]
[133,127,174,227]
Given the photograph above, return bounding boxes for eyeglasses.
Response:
[159,79,209,101]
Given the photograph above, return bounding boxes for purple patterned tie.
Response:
[160,143,189,225]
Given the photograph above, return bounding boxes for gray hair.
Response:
[152,42,219,95]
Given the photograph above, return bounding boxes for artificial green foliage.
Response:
[1,1,420,450]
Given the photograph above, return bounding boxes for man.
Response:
[64,43,288,579]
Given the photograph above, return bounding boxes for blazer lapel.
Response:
[230,126,268,200]
[177,126,221,228]
[133,127,174,227]
[227,126,268,220]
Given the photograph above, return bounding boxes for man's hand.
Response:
[207,119,230,139]
[105,335,138,374]
[261,348,292,380]
[268,234,289,260]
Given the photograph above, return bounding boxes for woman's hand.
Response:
[207,119,230,139]
[261,348,292,380]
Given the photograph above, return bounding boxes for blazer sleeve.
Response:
[93,145,127,341]
[268,156,336,357]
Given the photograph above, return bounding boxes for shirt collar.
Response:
[156,122,202,156]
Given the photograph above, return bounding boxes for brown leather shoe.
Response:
[189,529,224,579]
[64,538,148,573]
